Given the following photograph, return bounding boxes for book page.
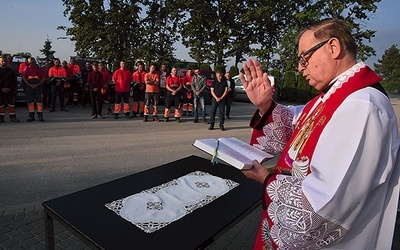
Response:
[193,137,273,170]
[218,137,273,163]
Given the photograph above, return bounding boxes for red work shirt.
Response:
[112,68,132,92]
[48,66,67,78]
[68,64,81,75]
[166,75,182,90]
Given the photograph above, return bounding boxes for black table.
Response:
[43,155,262,250]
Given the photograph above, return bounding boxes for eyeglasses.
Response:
[298,39,330,67]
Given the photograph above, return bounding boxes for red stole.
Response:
[256,65,382,249]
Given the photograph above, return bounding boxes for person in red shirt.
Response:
[164,67,182,122]
[182,69,193,116]
[143,63,160,122]
[112,60,132,119]
[22,57,47,122]
[48,59,68,112]
[18,58,28,75]
[132,61,147,117]
[87,62,104,119]
[67,58,81,106]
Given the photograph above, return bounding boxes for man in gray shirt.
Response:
[191,67,208,123]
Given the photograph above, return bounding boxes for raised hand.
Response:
[239,59,273,114]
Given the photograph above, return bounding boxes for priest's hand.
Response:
[239,59,273,115]
[241,160,270,184]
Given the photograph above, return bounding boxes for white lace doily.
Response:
[105,171,239,233]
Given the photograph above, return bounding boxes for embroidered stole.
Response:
[275,66,382,176]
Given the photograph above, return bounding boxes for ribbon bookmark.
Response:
[211,140,219,165]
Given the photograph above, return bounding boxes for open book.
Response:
[193,137,273,170]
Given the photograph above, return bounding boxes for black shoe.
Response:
[165,117,169,122]
[176,117,181,123]
[10,116,20,122]
[193,118,198,123]
[202,119,209,124]
[114,114,119,119]
[153,116,160,122]
[208,125,214,130]
[143,116,148,122]
[226,116,231,119]
[220,126,225,131]
[60,107,68,112]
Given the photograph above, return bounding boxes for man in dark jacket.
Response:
[0,55,20,123]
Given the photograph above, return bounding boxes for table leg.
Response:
[44,208,55,250]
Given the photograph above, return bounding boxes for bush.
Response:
[174,62,184,68]
[214,64,225,74]
[187,62,197,70]
[200,63,211,71]
[229,66,239,76]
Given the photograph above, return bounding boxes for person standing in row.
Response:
[158,63,168,104]
[132,62,146,117]
[182,69,193,116]
[191,67,208,124]
[48,59,68,112]
[0,55,20,123]
[224,72,235,119]
[87,62,104,119]
[99,62,112,115]
[164,67,182,122]
[209,71,228,130]
[143,63,160,122]
[67,58,81,106]
[22,57,46,122]
[112,60,132,119]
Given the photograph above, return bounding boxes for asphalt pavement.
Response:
[1,98,400,249]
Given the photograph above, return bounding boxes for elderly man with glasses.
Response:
[240,18,399,249]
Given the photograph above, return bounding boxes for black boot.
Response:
[143,116,148,122]
[38,112,44,122]
[27,112,35,122]
[0,115,4,123]
[9,115,20,122]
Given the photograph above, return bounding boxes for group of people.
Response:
[1,55,236,129]
[0,55,112,122]
[110,61,235,130]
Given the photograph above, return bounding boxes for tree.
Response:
[60,0,142,65]
[375,44,400,93]
[40,37,56,63]
[374,44,400,80]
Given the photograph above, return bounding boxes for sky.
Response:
[1,0,399,69]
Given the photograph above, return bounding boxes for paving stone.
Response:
[1,237,20,248]
[16,232,35,241]
[31,242,46,250]
[9,220,25,229]
[0,214,15,223]
[56,238,75,249]
[0,225,12,235]
[19,223,36,233]
[0,234,10,243]
[7,229,22,237]
[13,237,40,249]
